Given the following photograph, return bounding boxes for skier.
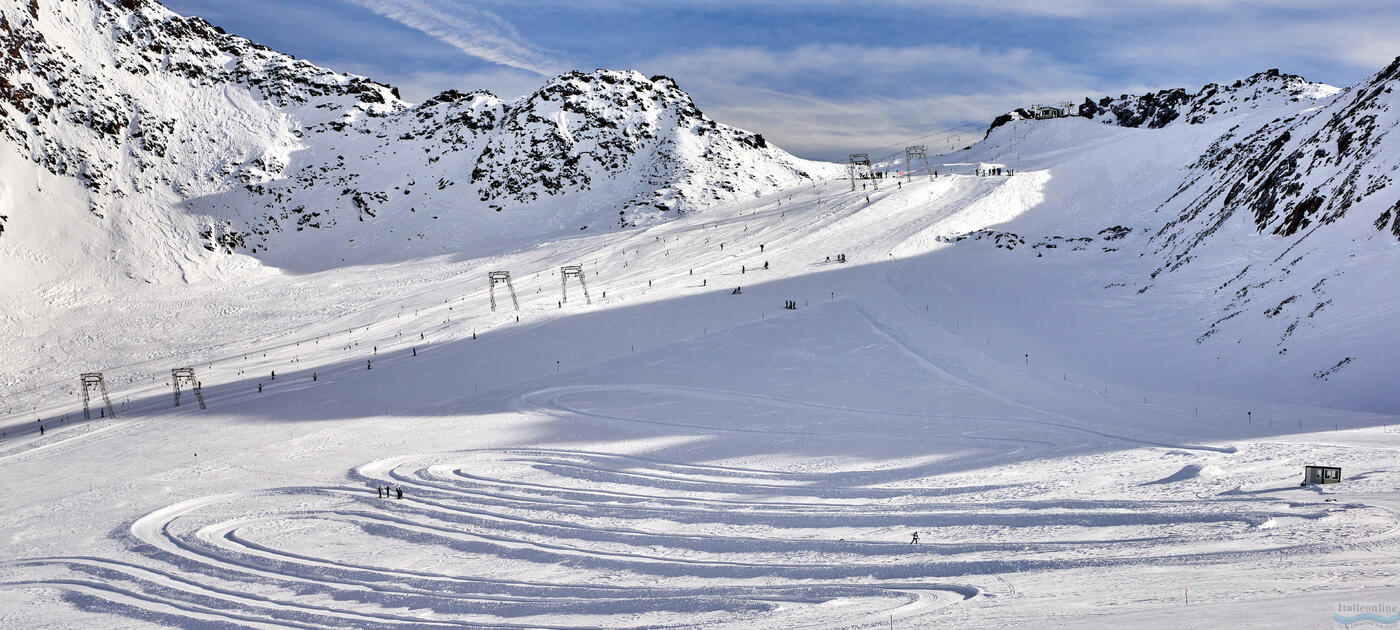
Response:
[378,486,383,498]
[396,487,403,500]
[910,531,919,544]
[271,370,275,380]
[258,383,262,393]
[763,261,769,270]
[39,425,44,436]
[760,243,765,252]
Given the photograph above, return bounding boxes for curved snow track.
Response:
[10,436,1391,628]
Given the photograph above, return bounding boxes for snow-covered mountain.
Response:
[960,60,1400,406]
[988,69,1338,135]
[0,0,404,294]
[198,68,834,272]
[1157,59,1400,253]
[1076,68,1339,129]
[0,0,834,291]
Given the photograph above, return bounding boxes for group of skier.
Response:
[377,486,403,500]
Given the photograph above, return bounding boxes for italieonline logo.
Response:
[1335,603,1400,628]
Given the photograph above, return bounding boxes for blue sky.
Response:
[161,0,1400,161]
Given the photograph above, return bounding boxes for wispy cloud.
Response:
[491,0,1307,18]
[338,0,568,76]
[642,44,1116,160]
[367,67,547,103]
[1109,13,1400,82]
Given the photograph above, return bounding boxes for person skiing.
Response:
[378,486,383,498]
[39,425,44,436]
[396,487,403,500]
[910,531,919,544]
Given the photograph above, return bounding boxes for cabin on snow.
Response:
[1303,465,1341,485]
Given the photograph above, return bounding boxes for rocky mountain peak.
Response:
[1154,56,1400,264]
[0,0,834,280]
[987,69,1337,136]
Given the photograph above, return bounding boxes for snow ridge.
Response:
[0,0,835,283]
[206,68,833,262]
[1156,57,1400,262]
[1076,69,1337,129]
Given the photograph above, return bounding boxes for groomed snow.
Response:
[3,112,1400,626]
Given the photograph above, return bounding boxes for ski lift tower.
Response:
[848,153,876,191]
[560,265,591,304]
[488,271,519,312]
[80,372,116,420]
[171,367,207,409]
[905,145,932,182]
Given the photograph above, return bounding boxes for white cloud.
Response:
[1106,11,1400,86]
[338,0,568,76]
[640,44,1117,160]
[376,67,545,104]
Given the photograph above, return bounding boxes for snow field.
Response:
[3,155,1400,627]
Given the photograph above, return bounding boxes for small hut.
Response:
[1303,465,1341,485]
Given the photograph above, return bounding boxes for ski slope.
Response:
[3,121,1400,627]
